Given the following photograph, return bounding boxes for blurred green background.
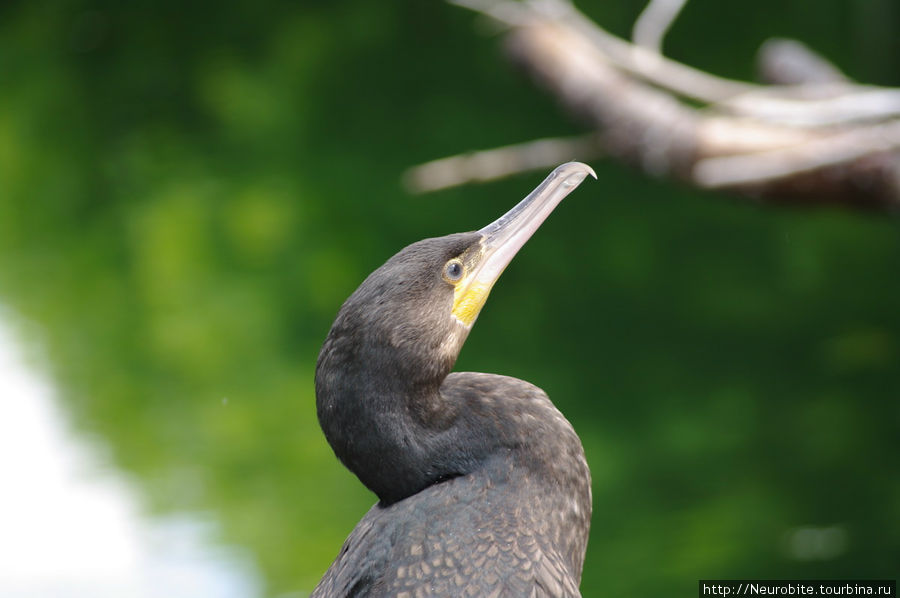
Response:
[0,0,898,596]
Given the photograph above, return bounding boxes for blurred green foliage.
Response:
[0,0,898,596]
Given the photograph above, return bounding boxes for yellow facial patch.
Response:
[451,280,493,328]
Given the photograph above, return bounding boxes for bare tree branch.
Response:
[756,38,850,85]
[694,121,900,188]
[719,87,900,127]
[632,0,688,54]
[554,0,755,103]
[404,135,602,192]
[408,0,900,210]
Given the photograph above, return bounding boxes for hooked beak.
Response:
[451,162,596,327]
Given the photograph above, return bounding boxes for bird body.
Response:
[313,163,595,597]
[314,373,590,597]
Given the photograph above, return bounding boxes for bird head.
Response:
[318,162,596,394]
[446,161,597,331]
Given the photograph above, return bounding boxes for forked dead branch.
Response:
[405,0,900,210]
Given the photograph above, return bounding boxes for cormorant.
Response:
[313,162,596,597]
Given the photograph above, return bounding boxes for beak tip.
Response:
[555,161,597,186]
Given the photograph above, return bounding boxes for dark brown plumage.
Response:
[313,163,595,597]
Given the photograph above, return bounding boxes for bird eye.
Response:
[443,259,464,283]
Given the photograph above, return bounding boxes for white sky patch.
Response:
[0,310,261,598]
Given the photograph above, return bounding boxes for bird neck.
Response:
[315,324,466,504]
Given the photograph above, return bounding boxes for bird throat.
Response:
[451,280,493,328]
